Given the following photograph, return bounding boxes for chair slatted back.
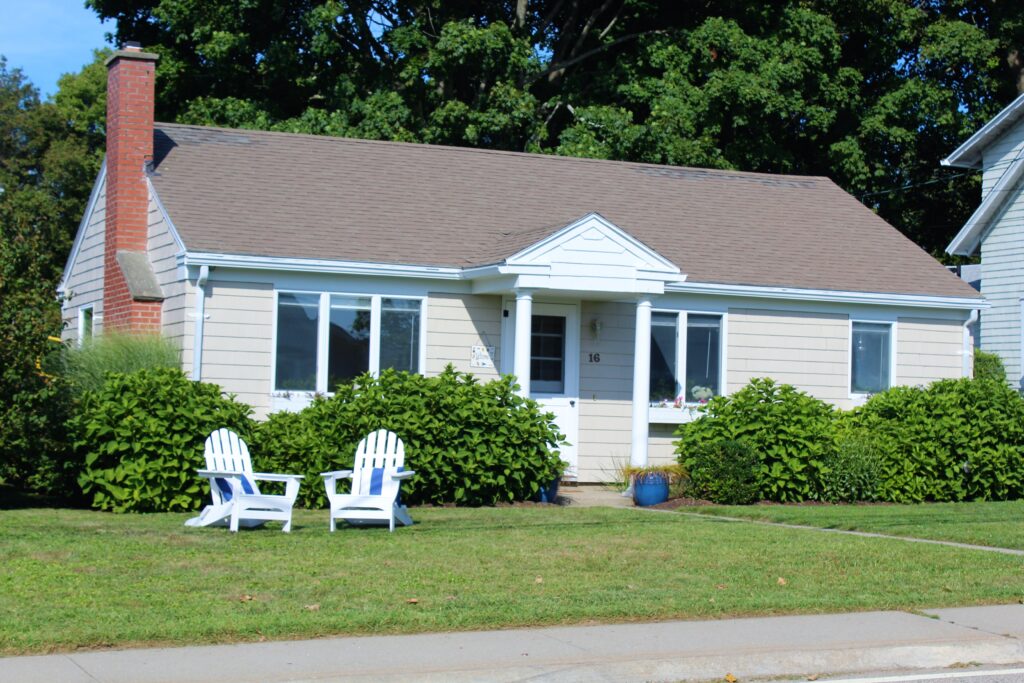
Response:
[352,429,405,498]
[204,428,258,502]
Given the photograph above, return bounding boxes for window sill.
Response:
[648,406,704,424]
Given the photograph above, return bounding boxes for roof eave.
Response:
[945,155,1024,256]
[943,92,1024,169]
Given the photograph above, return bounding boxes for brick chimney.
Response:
[103,42,163,332]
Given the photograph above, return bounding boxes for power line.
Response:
[855,151,1024,201]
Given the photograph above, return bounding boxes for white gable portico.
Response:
[472,213,686,477]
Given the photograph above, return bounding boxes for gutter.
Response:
[191,265,209,381]
[963,308,979,378]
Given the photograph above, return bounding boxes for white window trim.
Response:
[77,305,95,346]
[649,308,727,411]
[270,290,426,402]
[848,319,897,401]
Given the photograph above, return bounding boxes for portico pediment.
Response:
[491,213,684,294]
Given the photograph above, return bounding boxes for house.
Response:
[944,92,1024,389]
[59,45,984,482]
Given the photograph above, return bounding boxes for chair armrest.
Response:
[196,469,248,479]
[251,472,304,482]
[321,470,354,479]
[391,470,415,480]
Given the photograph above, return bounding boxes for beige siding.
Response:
[425,293,501,380]
[200,280,274,416]
[62,177,106,340]
[728,308,851,407]
[577,301,634,482]
[648,425,679,467]
[147,193,192,370]
[897,317,965,385]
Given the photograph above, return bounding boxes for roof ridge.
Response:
[153,121,831,183]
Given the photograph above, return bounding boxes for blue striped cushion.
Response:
[368,468,384,496]
[214,475,254,501]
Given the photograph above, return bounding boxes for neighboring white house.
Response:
[59,45,984,483]
[945,93,1024,388]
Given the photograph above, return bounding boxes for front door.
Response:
[503,301,580,479]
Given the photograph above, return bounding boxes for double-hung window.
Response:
[78,305,94,346]
[274,292,423,393]
[850,321,892,395]
[649,312,723,405]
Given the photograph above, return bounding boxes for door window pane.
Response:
[531,315,565,394]
[650,313,678,405]
[380,298,421,373]
[275,293,320,390]
[327,296,371,390]
[686,315,720,402]
[851,322,891,394]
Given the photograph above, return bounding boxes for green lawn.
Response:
[688,501,1024,550]
[1,506,1022,655]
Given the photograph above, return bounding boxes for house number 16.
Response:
[587,353,601,363]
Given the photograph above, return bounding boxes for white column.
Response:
[513,290,533,396]
[631,297,652,468]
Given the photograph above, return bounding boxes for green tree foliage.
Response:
[88,0,1024,255]
[0,56,107,494]
[973,349,1007,382]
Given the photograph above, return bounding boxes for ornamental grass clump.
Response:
[251,366,566,507]
[61,332,180,397]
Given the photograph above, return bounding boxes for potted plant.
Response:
[534,459,570,503]
[626,464,686,507]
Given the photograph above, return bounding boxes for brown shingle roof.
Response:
[150,123,979,299]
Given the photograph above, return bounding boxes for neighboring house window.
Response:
[851,321,892,394]
[274,292,423,393]
[78,306,94,346]
[649,312,723,405]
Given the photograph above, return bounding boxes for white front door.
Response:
[503,301,580,479]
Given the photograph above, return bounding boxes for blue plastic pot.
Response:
[633,475,670,507]
[534,478,561,503]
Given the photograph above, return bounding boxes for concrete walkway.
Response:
[3,605,1022,683]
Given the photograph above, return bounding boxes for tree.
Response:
[86,1,1024,257]
[0,54,107,493]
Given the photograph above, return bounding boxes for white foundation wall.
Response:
[61,178,106,340]
[425,293,502,380]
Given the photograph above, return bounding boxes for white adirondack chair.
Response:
[185,428,304,532]
[321,429,415,532]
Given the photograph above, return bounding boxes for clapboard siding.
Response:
[201,280,274,416]
[981,116,1024,197]
[62,177,106,340]
[425,293,501,379]
[147,194,190,366]
[727,308,851,406]
[896,317,965,385]
[979,183,1024,385]
[577,301,634,481]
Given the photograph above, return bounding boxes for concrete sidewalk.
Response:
[3,605,1022,683]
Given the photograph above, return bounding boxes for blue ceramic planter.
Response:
[534,478,561,503]
[633,476,670,507]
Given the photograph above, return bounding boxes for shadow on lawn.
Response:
[0,484,85,510]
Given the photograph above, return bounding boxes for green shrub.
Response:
[251,367,566,507]
[848,378,1024,502]
[973,350,1007,383]
[820,427,883,503]
[683,439,759,504]
[61,332,180,397]
[674,378,834,502]
[70,367,252,512]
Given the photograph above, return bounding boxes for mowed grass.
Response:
[689,501,1024,550]
[1,506,1022,655]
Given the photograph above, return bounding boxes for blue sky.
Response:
[0,0,111,98]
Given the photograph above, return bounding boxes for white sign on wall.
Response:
[471,345,495,368]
